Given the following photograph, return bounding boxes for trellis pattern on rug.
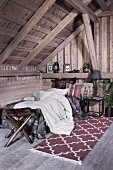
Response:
[30,116,113,165]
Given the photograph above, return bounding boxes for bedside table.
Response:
[83,97,104,116]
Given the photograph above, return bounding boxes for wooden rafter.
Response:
[38,0,107,70]
[0,0,56,64]
[82,14,97,69]
[98,11,113,17]
[17,0,92,69]
[96,0,109,11]
[37,25,84,70]
[65,0,98,23]
[38,0,111,70]
[17,9,78,69]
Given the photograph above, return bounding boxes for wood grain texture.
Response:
[96,0,109,11]
[101,17,108,72]
[82,14,98,70]
[65,0,98,22]
[110,16,113,72]
[18,9,78,69]
[0,0,56,64]
[37,25,84,70]
[71,38,78,70]
[77,32,83,71]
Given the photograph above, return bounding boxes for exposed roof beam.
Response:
[96,0,109,11]
[98,10,113,17]
[17,9,78,69]
[17,0,92,69]
[0,0,56,64]
[37,25,84,70]
[82,14,97,69]
[38,0,109,70]
[95,0,112,15]
[65,0,98,23]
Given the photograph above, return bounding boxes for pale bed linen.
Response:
[14,91,74,135]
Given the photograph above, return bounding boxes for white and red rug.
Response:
[30,116,113,165]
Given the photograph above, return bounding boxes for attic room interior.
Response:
[0,0,113,169]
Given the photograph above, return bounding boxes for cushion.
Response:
[32,91,53,101]
[23,96,35,101]
[47,88,69,96]
[67,83,93,99]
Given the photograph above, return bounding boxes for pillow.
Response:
[73,84,82,99]
[67,83,82,99]
[23,96,35,101]
[67,84,74,96]
[32,91,54,101]
[47,88,69,96]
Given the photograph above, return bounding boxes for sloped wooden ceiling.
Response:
[0,0,112,70]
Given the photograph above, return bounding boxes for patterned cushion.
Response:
[67,83,93,99]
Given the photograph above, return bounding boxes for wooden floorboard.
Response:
[0,122,113,170]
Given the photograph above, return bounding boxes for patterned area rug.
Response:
[30,116,113,165]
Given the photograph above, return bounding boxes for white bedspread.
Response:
[14,91,74,135]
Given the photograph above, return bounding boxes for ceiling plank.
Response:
[17,9,78,69]
[37,25,84,70]
[0,11,26,25]
[82,13,97,69]
[65,0,98,23]
[0,0,56,64]
[0,27,17,37]
[98,10,113,17]
[11,0,38,12]
[96,0,109,11]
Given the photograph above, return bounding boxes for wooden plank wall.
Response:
[0,65,42,107]
[43,16,113,75]
[1,15,113,106]
[43,15,113,88]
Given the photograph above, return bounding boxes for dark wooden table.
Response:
[83,97,104,116]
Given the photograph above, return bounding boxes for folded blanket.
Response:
[14,91,74,135]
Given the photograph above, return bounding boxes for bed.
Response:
[3,87,88,146]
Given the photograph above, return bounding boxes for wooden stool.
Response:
[3,108,39,147]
